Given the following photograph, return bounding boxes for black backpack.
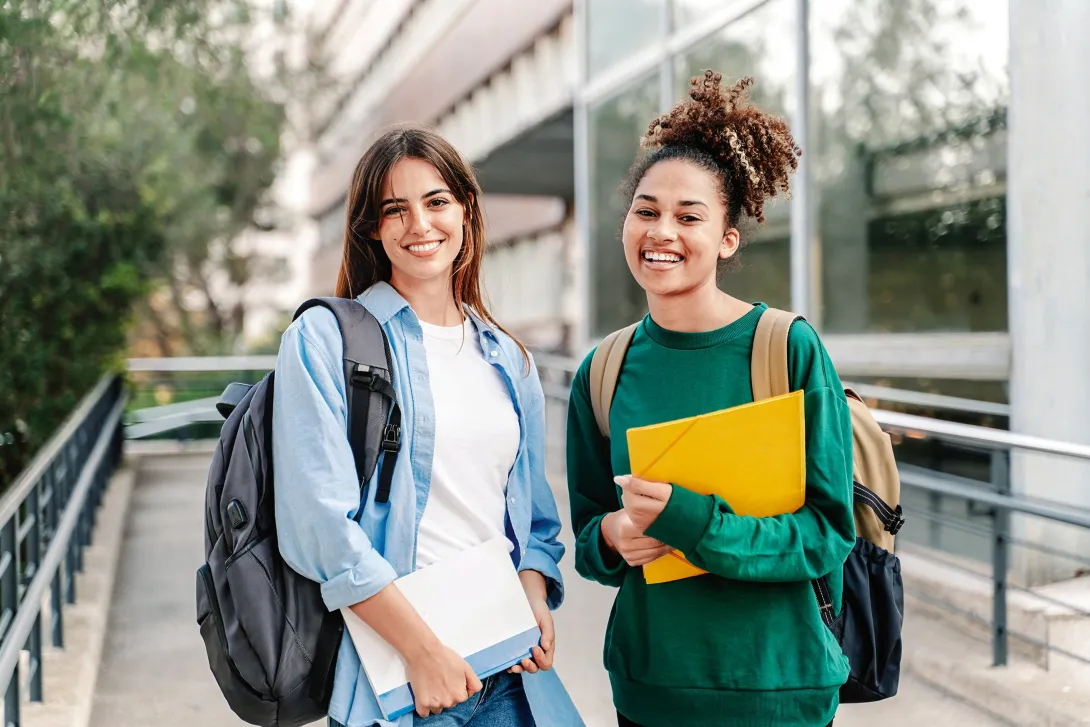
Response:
[196,297,403,727]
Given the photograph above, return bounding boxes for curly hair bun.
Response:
[641,71,801,224]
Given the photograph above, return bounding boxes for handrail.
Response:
[844,382,1010,418]
[0,374,124,726]
[0,399,124,682]
[0,375,114,526]
[531,352,1012,417]
[127,355,276,372]
[873,409,1090,461]
[898,464,1090,529]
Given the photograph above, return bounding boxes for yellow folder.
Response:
[625,390,806,585]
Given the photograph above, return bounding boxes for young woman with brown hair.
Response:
[566,72,854,727]
[272,127,581,727]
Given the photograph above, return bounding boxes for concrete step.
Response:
[899,543,1090,680]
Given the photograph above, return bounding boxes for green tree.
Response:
[0,0,314,486]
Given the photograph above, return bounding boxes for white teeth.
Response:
[644,251,682,263]
[407,241,441,253]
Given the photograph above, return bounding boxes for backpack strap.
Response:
[292,297,401,504]
[750,308,840,626]
[588,322,640,439]
[750,307,800,400]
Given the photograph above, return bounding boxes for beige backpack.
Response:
[588,307,907,701]
[588,307,904,554]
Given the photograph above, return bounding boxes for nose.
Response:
[648,216,678,243]
[405,205,432,237]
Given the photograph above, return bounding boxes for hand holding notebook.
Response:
[341,537,542,720]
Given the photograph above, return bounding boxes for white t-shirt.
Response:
[414,317,521,570]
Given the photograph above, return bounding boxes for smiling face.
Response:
[621,158,740,299]
[377,157,466,290]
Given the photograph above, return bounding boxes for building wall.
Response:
[304,0,578,351]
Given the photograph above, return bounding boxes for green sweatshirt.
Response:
[566,303,856,727]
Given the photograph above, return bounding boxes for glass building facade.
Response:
[575,0,1009,346]
[573,0,1012,564]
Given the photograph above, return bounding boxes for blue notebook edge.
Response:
[378,625,543,720]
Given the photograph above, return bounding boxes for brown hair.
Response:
[622,72,801,269]
[335,126,529,370]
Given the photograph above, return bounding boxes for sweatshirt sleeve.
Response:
[644,321,856,583]
[565,352,628,588]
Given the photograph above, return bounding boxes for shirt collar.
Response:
[357,281,500,343]
[356,281,410,325]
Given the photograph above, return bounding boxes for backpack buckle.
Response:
[351,364,375,388]
[381,424,401,452]
[887,505,905,536]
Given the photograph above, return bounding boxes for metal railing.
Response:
[532,355,1090,672]
[124,354,1090,673]
[124,357,274,440]
[0,375,125,726]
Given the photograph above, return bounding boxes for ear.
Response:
[719,227,741,260]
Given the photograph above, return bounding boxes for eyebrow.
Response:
[635,193,708,209]
[381,188,451,206]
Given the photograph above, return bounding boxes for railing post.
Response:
[991,449,1010,667]
[27,482,43,702]
[46,464,63,649]
[1,519,19,727]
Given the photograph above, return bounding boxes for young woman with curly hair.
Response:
[565,72,854,727]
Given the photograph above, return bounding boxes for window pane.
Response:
[587,0,664,78]
[672,0,795,310]
[588,72,661,337]
[670,0,758,31]
[813,0,1009,333]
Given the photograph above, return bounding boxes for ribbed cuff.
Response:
[581,515,627,580]
[645,485,715,556]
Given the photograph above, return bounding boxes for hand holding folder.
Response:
[625,390,807,584]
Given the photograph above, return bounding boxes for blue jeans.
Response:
[329,672,535,727]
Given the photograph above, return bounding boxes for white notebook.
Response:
[340,536,541,721]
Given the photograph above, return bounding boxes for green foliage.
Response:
[0,0,298,487]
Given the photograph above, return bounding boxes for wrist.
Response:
[518,569,548,604]
[402,632,444,665]
[599,512,618,552]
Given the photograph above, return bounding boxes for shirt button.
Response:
[508,495,516,505]
[489,350,498,358]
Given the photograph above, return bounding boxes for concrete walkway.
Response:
[87,451,1003,726]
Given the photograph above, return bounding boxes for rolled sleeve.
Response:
[320,546,397,611]
[519,544,564,610]
[272,313,397,612]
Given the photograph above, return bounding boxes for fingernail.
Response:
[614,475,628,486]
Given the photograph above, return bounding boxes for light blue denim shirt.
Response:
[272,282,582,727]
